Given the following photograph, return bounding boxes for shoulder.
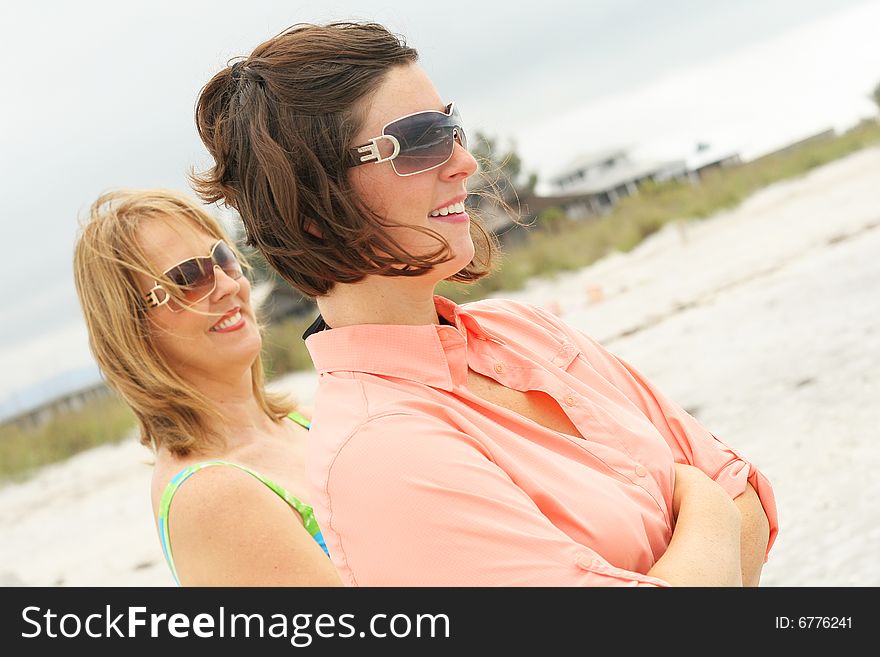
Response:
[459,296,586,362]
[164,463,287,545]
[345,410,484,448]
[462,296,571,336]
[460,295,543,317]
[164,463,339,586]
[314,411,498,502]
[309,370,463,448]
[316,411,490,484]
[310,387,487,455]
[463,295,610,355]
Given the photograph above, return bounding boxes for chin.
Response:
[221,328,262,358]
[435,257,475,284]
[450,242,476,273]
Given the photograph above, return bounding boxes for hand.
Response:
[652,463,744,586]
[672,462,737,520]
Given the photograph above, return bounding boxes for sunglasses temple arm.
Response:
[144,285,167,309]
[354,134,401,164]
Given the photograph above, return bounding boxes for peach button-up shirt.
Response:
[304,296,778,586]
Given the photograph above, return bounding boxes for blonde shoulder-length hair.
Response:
[73,188,294,456]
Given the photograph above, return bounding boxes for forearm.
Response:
[734,482,771,587]
[648,490,742,586]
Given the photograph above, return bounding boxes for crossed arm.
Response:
[735,481,772,586]
[648,464,770,587]
[498,298,779,582]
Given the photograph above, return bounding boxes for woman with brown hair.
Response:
[73,189,341,586]
[192,22,778,586]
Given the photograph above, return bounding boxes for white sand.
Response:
[3,146,878,586]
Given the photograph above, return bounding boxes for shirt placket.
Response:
[475,335,671,526]
[468,336,592,439]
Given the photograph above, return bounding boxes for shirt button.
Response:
[575,553,593,570]
[634,464,647,477]
[494,362,504,374]
[564,394,577,407]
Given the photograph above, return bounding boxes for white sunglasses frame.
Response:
[350,101,466,177]
[143,240,242,312]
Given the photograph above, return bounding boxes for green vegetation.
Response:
[5,118,880,485]
[439,118,880,305]
[261,313,321,379]
[471,131,538,197]
[265,117,880,367]
[0,394,136,484]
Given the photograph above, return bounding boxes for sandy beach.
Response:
[2,145,878,587]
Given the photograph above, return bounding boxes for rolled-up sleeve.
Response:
[317,412,671,587]
[497,300,778,561]
[605,350,777,557]
[544,312,778,560]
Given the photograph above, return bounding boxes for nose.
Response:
[210,265,242,301]
[440,140,478,182]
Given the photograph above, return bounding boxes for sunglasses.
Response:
[144,240,243,312]
[349,101,467,176]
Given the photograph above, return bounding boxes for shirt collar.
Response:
[302,313,331,340]
[303,295,504,391]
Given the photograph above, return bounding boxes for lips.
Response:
[429,194,467,216]
[430,200,466,217]
[210,308,244,332]
[430,211,470,224]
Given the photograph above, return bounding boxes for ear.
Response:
[304,219,323,239]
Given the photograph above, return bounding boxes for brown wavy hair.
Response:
[73,189,294,456]
[190,21,498,298]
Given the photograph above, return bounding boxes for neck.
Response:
[316,275,441,328]
[185,368,277,447]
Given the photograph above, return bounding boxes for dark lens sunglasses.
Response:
[144,240,243,312]
[349,102,467,176]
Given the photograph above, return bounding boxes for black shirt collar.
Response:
[301,312,454,340]
[302,314,331,340]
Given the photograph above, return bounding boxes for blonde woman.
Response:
[73,189,341,587]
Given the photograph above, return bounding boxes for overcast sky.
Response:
[1,0,878,411]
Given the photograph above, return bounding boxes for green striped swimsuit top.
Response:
[156,410,329,586]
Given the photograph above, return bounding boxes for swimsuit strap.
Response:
[287,408,311,430]
[156,411,326,586]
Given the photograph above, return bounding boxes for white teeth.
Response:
[430,201,465,217]
[212,311,242,331]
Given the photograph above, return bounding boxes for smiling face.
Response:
[135,216,262,387]
[347,63,479,283]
